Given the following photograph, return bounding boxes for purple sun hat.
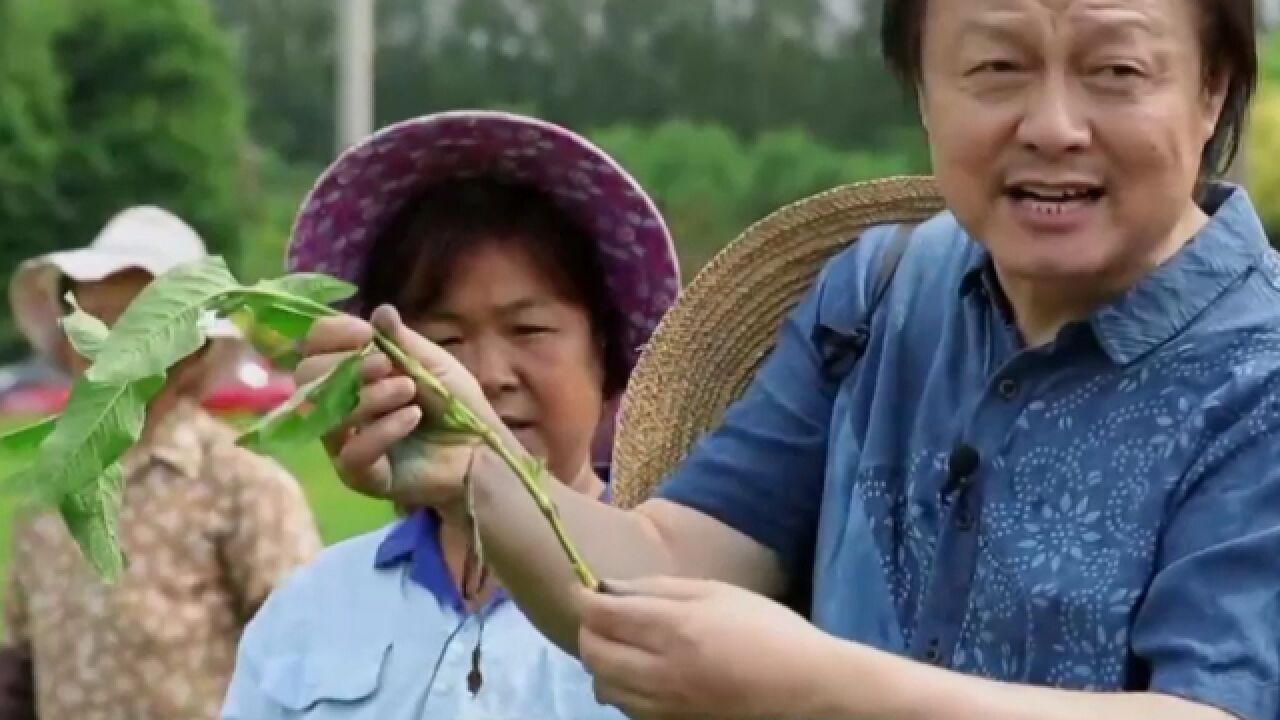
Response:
[287,110,681,375]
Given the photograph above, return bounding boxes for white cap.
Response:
[9,205,239,361]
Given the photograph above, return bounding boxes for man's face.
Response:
[917,0,1226,291]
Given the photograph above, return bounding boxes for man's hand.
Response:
[577,576,832,719]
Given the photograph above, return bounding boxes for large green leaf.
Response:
[25,374,165,502]
[0,416,58,456]
[252,273,357,306]
[237,351,363,453]
[61,293,110,360]
[58,463,127,581]
[86,256,238,385]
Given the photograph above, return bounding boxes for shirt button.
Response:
[997,377,1019,400]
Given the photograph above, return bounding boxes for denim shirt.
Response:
[221,481,622,720]
[658,184,1280,720]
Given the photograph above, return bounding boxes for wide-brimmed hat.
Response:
[9,206,240,364]
[286,110,682,378]
[610,176,946,509]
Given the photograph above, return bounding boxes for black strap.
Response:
[815,222,915,380]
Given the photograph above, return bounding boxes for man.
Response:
[299,1,1279,719]
[1,206,322,719]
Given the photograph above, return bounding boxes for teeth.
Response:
[1015,185,1096,201]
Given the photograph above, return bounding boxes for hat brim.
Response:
[286,110,681,376]
[609,175,946,509]
[9,249,240,362]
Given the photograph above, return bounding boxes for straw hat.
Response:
[610,175,946,509]
[9,205,240,366]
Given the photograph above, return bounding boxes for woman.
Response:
[297,2,1279,720]
[4,206,321,720]
[220,111,680,719]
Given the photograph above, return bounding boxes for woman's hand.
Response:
[578,577,838,720]
[296,304,500,520]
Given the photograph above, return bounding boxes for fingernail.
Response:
[596,579,629,596]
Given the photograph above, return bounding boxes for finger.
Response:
[369,305,460,378]
[580,586,686,651]
[361,351,394,382]
[580,625,667,696]
[295,351,352,387]
[349,376,418,427]
[336,405,422,475]
[592,679,669,720]
[301,314,375,356]
[598,576,712,602]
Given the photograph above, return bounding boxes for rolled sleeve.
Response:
[1132,409,1280,720]
[656,230,892,585]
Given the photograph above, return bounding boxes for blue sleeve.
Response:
[1132,391,1280,720]
[655,228,891,585]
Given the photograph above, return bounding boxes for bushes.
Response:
[594,122,927,274]
[237,121,928,284]
[1249,33,1280,243]
[0,0,247,360]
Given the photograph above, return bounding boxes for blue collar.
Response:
[957,183,1269,365]
[375,466,613,612]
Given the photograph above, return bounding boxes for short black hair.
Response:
[357,178,629,399]
[880,0,1257,179]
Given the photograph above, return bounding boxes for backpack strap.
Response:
[814,222,915,380]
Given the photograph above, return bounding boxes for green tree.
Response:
[51,0,247,262]
[0,0,68,357]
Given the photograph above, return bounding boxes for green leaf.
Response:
[252,273,357,306]
[0,416,57,455]
[58,463,126,581]
[237,351,363,452]
[243,300,319,341]
[60,293,110,360]
[86,256,239,385]
[26,374,165,502]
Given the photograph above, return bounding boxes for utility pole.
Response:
[336,0,376,155]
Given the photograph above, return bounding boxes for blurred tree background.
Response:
[2,0,1278,360]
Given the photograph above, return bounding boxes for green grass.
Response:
[0,414,394,640]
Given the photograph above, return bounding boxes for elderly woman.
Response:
[297,1,1279,719]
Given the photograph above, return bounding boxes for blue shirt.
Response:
[658,184,1280,720]
[221,481,622,720]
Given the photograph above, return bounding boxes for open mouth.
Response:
[502,417,535,433]
[1005,183,1106,203]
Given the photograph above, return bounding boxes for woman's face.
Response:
[410,240,606,485]
[918,0,1228,290]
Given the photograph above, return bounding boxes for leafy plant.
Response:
[0,257,598,589]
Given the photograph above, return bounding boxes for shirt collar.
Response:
[375,467,613,612]
[959,183,1268,365]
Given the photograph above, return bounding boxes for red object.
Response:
[0,362,297,418]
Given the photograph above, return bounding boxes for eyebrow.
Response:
[422,298,554,323]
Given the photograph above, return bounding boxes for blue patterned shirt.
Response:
[657,183,1280,720]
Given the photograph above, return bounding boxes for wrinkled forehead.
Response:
[923,0,1194,45]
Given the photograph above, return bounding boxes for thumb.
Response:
[598,575,712,601]
[369,304,459,379]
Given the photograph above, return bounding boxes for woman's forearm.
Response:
[467,448,677,654]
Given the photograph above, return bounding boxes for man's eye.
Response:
[971,59,1022,75]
